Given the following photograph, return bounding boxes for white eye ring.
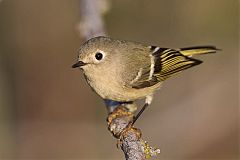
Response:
[95,52,103,60]
[94,50,105,62]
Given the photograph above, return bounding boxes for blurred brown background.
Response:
[0,0,239,159]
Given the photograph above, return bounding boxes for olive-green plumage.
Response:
[72,36,219,105]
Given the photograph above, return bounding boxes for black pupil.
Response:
[95,52,103,60]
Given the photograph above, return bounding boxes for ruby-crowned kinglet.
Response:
[72,36,219,123]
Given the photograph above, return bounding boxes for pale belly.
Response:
[86,74,161,102]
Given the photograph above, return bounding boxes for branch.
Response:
[77,0,108,39]
[107,105,160,160]
[78,1,160,159]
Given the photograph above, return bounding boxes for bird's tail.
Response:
[179,46,220,57]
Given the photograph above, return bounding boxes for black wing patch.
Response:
[131,46,202,89]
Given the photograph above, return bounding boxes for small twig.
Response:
[78,1,160,159]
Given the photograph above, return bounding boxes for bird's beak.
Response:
[72,61,87,68]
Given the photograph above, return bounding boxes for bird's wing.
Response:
[120,46,160,89]
[128,46,203,89]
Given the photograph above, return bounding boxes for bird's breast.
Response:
[83,68,125,100]
[83,68,161,102]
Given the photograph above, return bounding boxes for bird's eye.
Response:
[95,52,103,60]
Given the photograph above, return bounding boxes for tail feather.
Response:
[179,46,220,56]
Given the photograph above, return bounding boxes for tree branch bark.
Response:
[77,1,160,159]
[107,105,160,160]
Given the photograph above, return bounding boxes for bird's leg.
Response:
[132,103,149,125]
[116,96,153,144]
[132,94,153,125]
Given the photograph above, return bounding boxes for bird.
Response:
[72,36,219,124]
